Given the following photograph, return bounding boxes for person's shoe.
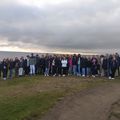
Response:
[111,78,115,80]
[44,74,47,76]
[109,77,112,79]
[62,74,65,77]
[53,75,56,77]
[3,78,6,80]
[92,75,95,78]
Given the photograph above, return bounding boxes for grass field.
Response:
[0,76,119,120]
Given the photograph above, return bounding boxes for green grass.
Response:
[0,76,119,120]
[0,91,64,120]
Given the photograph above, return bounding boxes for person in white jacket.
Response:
[61,57,68,76]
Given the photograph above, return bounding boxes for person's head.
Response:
[78,54,81,57]
[36,54,39,57]
[27,55,30,58]
[31,53,34,57]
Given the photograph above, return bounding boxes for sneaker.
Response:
[111,78,115,80]
[53,74,56,77]
[92,75,95,78]
[44,74,46,76]
[109,77,112,79]
[59,74,61,77]
[3,78,7,80]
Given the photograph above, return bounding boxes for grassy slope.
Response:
[0,76,119,120]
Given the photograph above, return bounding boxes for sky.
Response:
[0,0,120,54]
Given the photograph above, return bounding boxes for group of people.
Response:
[0,53,120,80]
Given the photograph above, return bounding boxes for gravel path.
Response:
[41,83,120,120]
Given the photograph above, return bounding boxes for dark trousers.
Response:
[3,69,7,78]
[91,66,98,75]
[39,66,44,75]
[58,67,62,75]
[111,68,116,78]
[24,66,30,75]
[52,66,56,75]
[0,69,1,78]
[15,67,19,77]
[62,67,67,75]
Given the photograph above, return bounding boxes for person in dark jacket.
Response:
[51,56,57,76]
[72,54,77,75]
[44,56,50,76]
[0,61,2,78]
[109,56,117,79]
[115,53,120,76]
[55,56,61,76]
[35,54,40,74]
[9,58,14,79]
[102,56,108,77]
[24,55,30,75]
[57,56,62,76]
[2,59,8,80]
[86,57,92,77]
[81,56,87,77]
[39,55,45,75]
[14,57,20,77]
[91,56,98,77]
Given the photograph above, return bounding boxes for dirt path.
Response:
[41,83,120,120]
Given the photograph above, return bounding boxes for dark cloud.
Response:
[0,0,120,53]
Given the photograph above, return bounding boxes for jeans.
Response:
[30,65,35,75]
[77,65,81,75]
[19,68,24,76]
[44,68,49,75]
[9,69,13,79]
[73,65,77,75]
[82,68,86,76]
[86,68,90,76]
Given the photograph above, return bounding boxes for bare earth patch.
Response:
[41,83,120,120]
[108,100,120,120]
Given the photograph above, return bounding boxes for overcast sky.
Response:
[0,0,120,54]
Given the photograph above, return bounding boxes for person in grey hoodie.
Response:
[29,53,36,75]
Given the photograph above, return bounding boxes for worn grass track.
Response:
[0,76,119,120]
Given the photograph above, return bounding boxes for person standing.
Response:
[0,60,2,78]
[44,56,50,76]
[1,59,8,80]
[29,53,36,75]
[51,56,57,76]
[9,58,14,79]
[57,56,62,76]
[115,53,120,76]
[77,54,81,76]
[61,56,68,76]
[102,56,108,77]
[91,56,98,77]
[68,55,73,75]
[72,54,77,75]
[109,56,117,79]
[18,57,24,77]
[81,56,87,77]
[14,57,20,77]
